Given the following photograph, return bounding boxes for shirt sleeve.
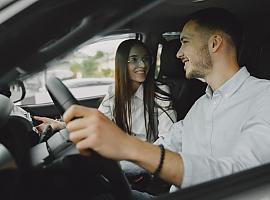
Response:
[180,91,270,188]
[156,108,177,140]
[98,85,113,120]
[154,120,183,153]
[120,160,147,175]
[10,105,33,123]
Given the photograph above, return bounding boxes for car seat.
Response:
[157,38,206,121]
[0,93,35,170]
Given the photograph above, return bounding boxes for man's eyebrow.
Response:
[180,35,191,41]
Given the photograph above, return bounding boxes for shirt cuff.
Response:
[179,152,194,188]
[179,152,214,188]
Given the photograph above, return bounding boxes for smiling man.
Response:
[63,7,270,199]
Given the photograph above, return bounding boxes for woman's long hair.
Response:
[114,39,172,142]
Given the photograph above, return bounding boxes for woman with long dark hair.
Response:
[98,39,176,143]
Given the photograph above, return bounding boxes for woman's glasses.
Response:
[128,56,153,66]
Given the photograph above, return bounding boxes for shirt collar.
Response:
[205,67,250,98]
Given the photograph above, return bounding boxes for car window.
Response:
[21,33,136,105]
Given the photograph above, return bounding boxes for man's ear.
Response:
[209,34,223,53]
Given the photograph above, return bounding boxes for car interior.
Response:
[1,0,270,199]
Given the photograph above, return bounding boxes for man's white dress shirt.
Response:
[161,67,270,189]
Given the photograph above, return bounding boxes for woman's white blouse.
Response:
[98,83,176,141]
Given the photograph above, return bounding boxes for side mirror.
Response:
[9,80,26,103]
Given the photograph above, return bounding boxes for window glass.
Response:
[155,43,162,79]
[162,31,180,41]
[21,33,136,105]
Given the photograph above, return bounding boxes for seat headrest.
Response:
[254,46,270,80]
[158,39,185,79]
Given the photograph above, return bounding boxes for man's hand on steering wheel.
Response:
[63,105,135,161]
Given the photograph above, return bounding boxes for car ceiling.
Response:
[127,0,270,37]
[0,0,270,85]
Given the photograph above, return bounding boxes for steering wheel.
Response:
[45,76,133,200]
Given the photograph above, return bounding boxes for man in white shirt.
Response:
[63,7,270,198]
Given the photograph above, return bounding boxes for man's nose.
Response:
[176,47,183,59]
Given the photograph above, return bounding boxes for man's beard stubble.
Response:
[187,44,212,80]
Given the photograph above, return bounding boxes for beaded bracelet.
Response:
[152,144,165,178]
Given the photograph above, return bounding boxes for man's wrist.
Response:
[121,134,146,162]
[151,144,165,179]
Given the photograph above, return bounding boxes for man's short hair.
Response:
[185,7,243,55]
